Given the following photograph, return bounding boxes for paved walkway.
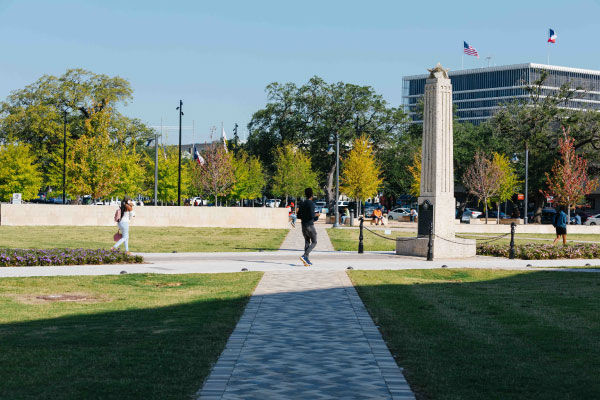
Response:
[279,223,334,252]
[196,270,414,399]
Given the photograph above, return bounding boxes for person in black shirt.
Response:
[298,187,319,266]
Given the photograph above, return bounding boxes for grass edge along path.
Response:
[0,272,263,400]
[348,269,600,399]
[0,226,289,253]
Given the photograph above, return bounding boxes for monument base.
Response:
[396,236,476,259]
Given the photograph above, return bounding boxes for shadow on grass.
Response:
[0,293,252,400]
[349,269,600,400]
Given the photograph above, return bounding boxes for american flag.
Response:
[463,41,479,58]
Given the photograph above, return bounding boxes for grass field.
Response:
[0,226,288,252]
[0,272,262,400]
[327,228,599,252]
[349,269,600,399]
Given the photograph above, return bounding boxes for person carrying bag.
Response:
[112,196,134,255]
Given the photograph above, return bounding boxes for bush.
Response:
[0,248,143,267]
[477,243,600,260]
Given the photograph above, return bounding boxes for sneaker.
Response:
[300,255,310,266]
[306,258,313,266]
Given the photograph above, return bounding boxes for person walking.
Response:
[289,201,297,227]
[298,187,319,266]
[552,206,568,246]
[113,196,134,254]
[410,208,417,222]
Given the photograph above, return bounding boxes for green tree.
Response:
[111,144,146,199]
[271,143,318,205]
[491,153,522,223]
[0,69,148,189]
[407,150,421,198]
[147,147,191,203]
[340,135,383,215]
[230,150,266,204]
[0,143,43,201]
[247,77,406,203]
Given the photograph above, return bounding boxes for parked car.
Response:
[584,213,600,225]
[388,208,410,220]
[364,206,388,218]
[265,199,281,208]
[461,210,474,223]
[528,207,557,224]
[464,208,482,218]
[477,210,508,219]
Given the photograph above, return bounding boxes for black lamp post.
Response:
[512,146,529,224]
[176,100,183,206]
[62,109,68,205]
[327,132,340,228]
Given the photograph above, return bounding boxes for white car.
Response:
[464,208,482,218]
[584,214,600,225]
[266,199,281,208]
[387,208,411,220]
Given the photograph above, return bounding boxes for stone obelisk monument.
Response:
[397,63,476,259]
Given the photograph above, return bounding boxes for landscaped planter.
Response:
[0,248,143,267]
[477,243,600,260]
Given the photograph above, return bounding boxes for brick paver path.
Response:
[279,223,334,252]
[196,271,414,399]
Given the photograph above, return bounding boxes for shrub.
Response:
[0,248,143,267]
[477,243,600,260]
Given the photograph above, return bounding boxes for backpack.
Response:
[114,208,122,223]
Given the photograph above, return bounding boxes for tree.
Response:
[111,144,146,199]
[147,147,191,203]
[192,142,235,205]
[545,127,599,220]
[230,150,265,204]
[0,143,43,202]
[491,153,521,223]
[407,150,421,198]
[247,77,407,203]
[340,135,383,216]
[271,143,318,205]
[0,69,148,189]
[463,151,502,224]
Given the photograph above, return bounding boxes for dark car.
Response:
[478,210,508,219]
[528,207,557,224]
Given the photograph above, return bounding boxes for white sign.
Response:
[12,193,22,204]
[546,196,554,203]
[384,229,392,235]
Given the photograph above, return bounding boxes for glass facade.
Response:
[402,63,600,124]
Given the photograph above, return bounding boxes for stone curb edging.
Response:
[195,294,264,399]
[338,271,416,400]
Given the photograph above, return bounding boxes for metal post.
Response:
[509,222,516,259]
[154,133,159,206]
[62,110,67,205]
[358,217,364,254]
[427,222,433,261]
[350,209,354,226]
[524,144,529,225]
[333,132,340,228]
[177,100,183,206]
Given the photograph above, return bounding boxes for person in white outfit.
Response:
[113,196,134,254]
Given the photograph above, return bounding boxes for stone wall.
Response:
[455,222,600,235]
[0,204,289,229]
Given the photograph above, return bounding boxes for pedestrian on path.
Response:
[113,196,135,255]
[298,187,320,266]
[552,206,568,246]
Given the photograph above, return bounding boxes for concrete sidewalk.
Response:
[196,270,414,399]
[1,249,599,277]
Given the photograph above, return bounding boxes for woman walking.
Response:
[113,196,134,254]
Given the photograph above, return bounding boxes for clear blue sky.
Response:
[1,0,598,144]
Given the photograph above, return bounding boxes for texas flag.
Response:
[548,29,557,43]
[193,145,205,166]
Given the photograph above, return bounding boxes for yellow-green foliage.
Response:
[341,135,383,201]
[0,143,43,201]
[408,149,421,197]
[272,143,318,199]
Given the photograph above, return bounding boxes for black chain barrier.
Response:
[357,217,518,261]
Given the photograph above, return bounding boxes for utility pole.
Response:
[176,100,183,206]
[62,109,67,204]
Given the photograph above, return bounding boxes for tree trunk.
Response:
[214,194,217,206]
[484,198,488,224]
[533,194,544,224]
[497,202,500,224]
[285,195,288,207]
[326,162,336,212]
[568,204,571,222]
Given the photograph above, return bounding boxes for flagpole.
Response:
[547,42,550,65]
[461,53,464,70]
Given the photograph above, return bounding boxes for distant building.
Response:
[403,63,600,124]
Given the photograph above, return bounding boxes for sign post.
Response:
[12,193,22,205]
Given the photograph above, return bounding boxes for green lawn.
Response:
[349,269,600,399]
[0,226,288,252]
[0,272,262,400]
[327,228,599,252]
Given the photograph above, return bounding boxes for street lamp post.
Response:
[328,133,340,228]
[62,109,67,205]
[176,100,183,206]
[154,133,159,206]
[512,145,529,224]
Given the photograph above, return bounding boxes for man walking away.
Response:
[298,187,320,266]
